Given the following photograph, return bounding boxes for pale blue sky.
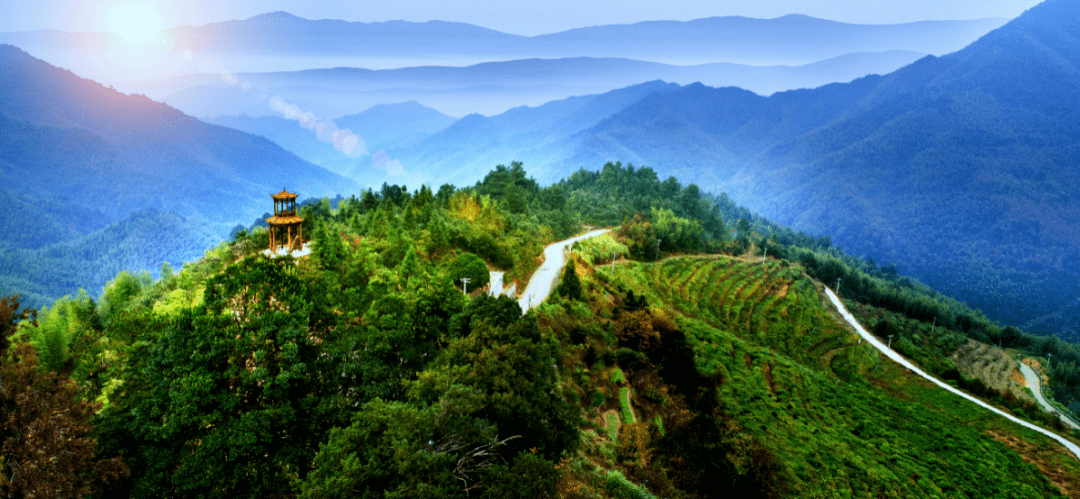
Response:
[3,0,1042,35]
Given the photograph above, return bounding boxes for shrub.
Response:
[610,367,626,384]
[605,412,621,443]
[620,387,636,424]
[604,470,657,499]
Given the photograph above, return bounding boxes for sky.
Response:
[2,0,1042,36]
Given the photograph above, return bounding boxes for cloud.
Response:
[371,150,405,177]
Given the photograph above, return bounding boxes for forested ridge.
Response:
[0,206,218,313]
[3,162,1080,498]
[441,0,1080,341]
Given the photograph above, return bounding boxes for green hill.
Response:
[4,164,1080,498]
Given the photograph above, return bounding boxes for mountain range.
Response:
[0,43,358,309]
[203,101,456,182]
[126,51,928,119]
[313,0,1079,338]
[0,13,1006,84]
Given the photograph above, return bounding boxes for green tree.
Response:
[449,294,522,338]
[0,295,127,498]
[556,259,583,301]
[416,314,579,461]
[450,252,490,293]
[299,385,544,499]
[652,207,704,252]
[312,222,349,275]
[97,257,337,499]
[618,213,659,259]
[97,270,154,324]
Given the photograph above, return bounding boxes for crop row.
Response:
[651,257,845,371]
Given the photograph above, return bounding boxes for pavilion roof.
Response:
[271,189,298,200]
[266,215,305,225]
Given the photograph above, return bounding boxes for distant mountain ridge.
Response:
[0,13,1005,84]
[204,101,456,181]
[392,0,1080,337]
[0,44,357,227]
[129,52,929,119]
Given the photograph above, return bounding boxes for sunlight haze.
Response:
[107,1,165,46]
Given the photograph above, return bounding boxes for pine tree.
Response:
[556,260,583,301]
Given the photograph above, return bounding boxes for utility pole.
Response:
[762,247,767,265]
[930,317,936,336]
[460,277,471,295]
[888,335,893,349]
[1048,353,1052,368]
[836,278,842,297]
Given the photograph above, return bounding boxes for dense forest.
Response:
[0,206,218,313]
[4,162,1080,498]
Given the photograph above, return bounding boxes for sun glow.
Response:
[108,2,164,46]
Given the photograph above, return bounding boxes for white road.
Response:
[489,271,505,297]
[517,229,611,314]
[824,287,1080,460]
[1019,362,1080,431]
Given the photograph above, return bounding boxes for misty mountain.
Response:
[126,51,928,119]
[204,101,455,180]
[388,80,683,187]
[0,44,357,229]
[409,0,1079,337]
[0,12,1004,83]
[0,44,359,307]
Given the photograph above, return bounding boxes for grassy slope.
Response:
[579,253,1080,497]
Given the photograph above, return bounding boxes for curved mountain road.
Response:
[517,229,611,314]
[824,287,1080,460]
[1019,362,1080,431]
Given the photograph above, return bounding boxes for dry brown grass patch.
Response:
[985,429,1080,498]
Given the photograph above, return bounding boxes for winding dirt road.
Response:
[824,287,1080,460]
[517,229,611,314]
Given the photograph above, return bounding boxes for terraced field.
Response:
[601,256,1080,496]
[631,256,848,371]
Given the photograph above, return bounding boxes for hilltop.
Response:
[5,163,1080,498]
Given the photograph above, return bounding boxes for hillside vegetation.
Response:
[352,0,1080,342]
[3,164,1080,498]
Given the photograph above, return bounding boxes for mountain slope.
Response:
[729,0,1080,334]
[441,0,1079,336]
[205,101,455,181]
[391,80,684,186]
[53,170,1080,497]
[0,44,360,309]
[0,44,358,229]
